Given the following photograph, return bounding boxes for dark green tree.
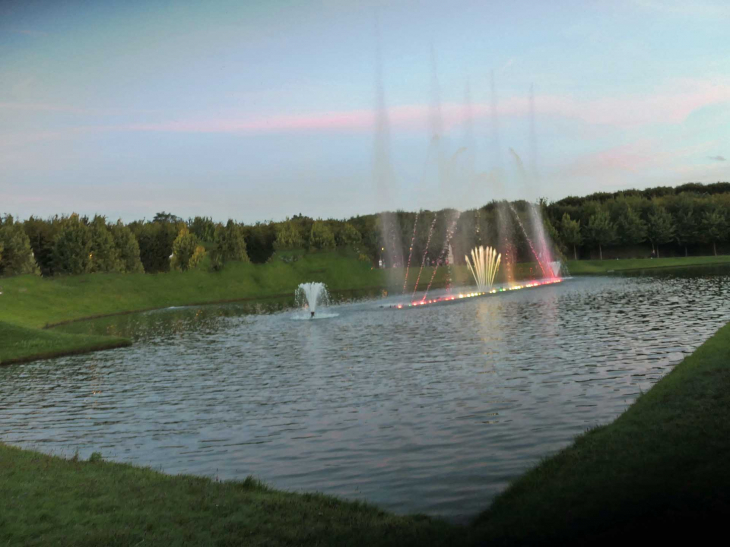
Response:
[701,208,727,256]
[132,221,179,272]
[0,215,40,276]
[171,226,205,271]
[217,220,249,262]
[274,219,305,250]
[23,215,60,275]
[646,205,675,258]
[672,196,698,257]
[616,206,647,246]
[111,220,144,273]
[51,214,93,275]
[89,216,122,273]
[336,222,362,247]
[309,220,336,250]
[584,209,616,260]
[189,216,216,241]
[560,213,582,261]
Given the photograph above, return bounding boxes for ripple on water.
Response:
[1,270,729,520]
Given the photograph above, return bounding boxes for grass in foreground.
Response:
[473,321,730,545]
[0,444,466,547]
[0,321,130,366]
[565,254,730,274]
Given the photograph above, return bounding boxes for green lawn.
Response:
[566,254,730,275]
[0,321,130,366]
[0,444,465,547]
[472,321,730,545]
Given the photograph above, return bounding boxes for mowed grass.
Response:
[472,321,730,545]
[566,254,730,275]
[0,443,467,547]
[0,321,130,366]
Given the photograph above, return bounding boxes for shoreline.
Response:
[2,320,728,544]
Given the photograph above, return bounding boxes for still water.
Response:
[1,268,728,521]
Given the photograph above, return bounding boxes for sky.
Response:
[2,0,730,223]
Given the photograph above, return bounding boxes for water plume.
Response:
[402,210,420,294]
[373,13,402,274]
[295,283,330,315]
[411,213,438,298]
[465,246,501,291]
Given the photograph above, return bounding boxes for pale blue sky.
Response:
[2,0,729,222]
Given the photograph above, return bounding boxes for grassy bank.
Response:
[2,251,729,365]
[473,320,730,545]
[2,320,729,545]
[565,254,730,274]
[0,322,130,366]
[0,444,464,547]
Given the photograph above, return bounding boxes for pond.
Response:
[1,267,729,521]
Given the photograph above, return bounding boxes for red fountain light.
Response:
[393,278,563,309]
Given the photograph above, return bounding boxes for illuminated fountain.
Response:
[465,246,501,291]
[295,283,330,318]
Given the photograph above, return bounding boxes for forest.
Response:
[1,182,729,278]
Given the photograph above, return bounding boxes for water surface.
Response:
[1,268,728,521]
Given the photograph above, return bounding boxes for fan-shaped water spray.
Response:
[466,246,502,291]
[295,283,330,317]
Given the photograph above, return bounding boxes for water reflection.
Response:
[1,268,729,521]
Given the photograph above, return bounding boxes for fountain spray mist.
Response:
[422,211,461,301]
[373,14,402,275]
[402,210,420,294]
[412,214,438,298]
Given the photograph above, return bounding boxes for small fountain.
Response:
[295,283,329,318]
[465,246,501,292]
[549,261,562,277]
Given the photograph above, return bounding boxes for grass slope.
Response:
[566,254,730,274]
[0,321,130,366]
[473,321,730,545]
[0,444,466,547]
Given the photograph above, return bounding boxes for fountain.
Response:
[295,283,329,317]
[465,246,501,292]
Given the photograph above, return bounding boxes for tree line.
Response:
[2,182,729,278]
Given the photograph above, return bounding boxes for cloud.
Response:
[707,155,726,161]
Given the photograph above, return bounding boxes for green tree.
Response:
[0,215,40,276]
[132,221,179,273]
[336,223,362,247]
[646,206,675,258]
[23,215,60,276]
[111,220,144,273]
[216,220,249,262]
[616,206,647,246]
[673,197,698,257]
[700,208,727,256]
[171,226,205,271]
[584,209,616,260]
[189,216,216,241]
[309,220,336,250]
[274,219,304,250]
[89,216,122,273]
[560,213,582,261]
[51,214,93,275]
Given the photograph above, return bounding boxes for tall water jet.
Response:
[373,14,403,276]
[295,283,330,317]
[496,202,515,284]
[412,213,438,298]
[465,246,501,291]
[402,210,420,294]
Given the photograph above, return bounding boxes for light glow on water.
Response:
[395,277,563,309]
